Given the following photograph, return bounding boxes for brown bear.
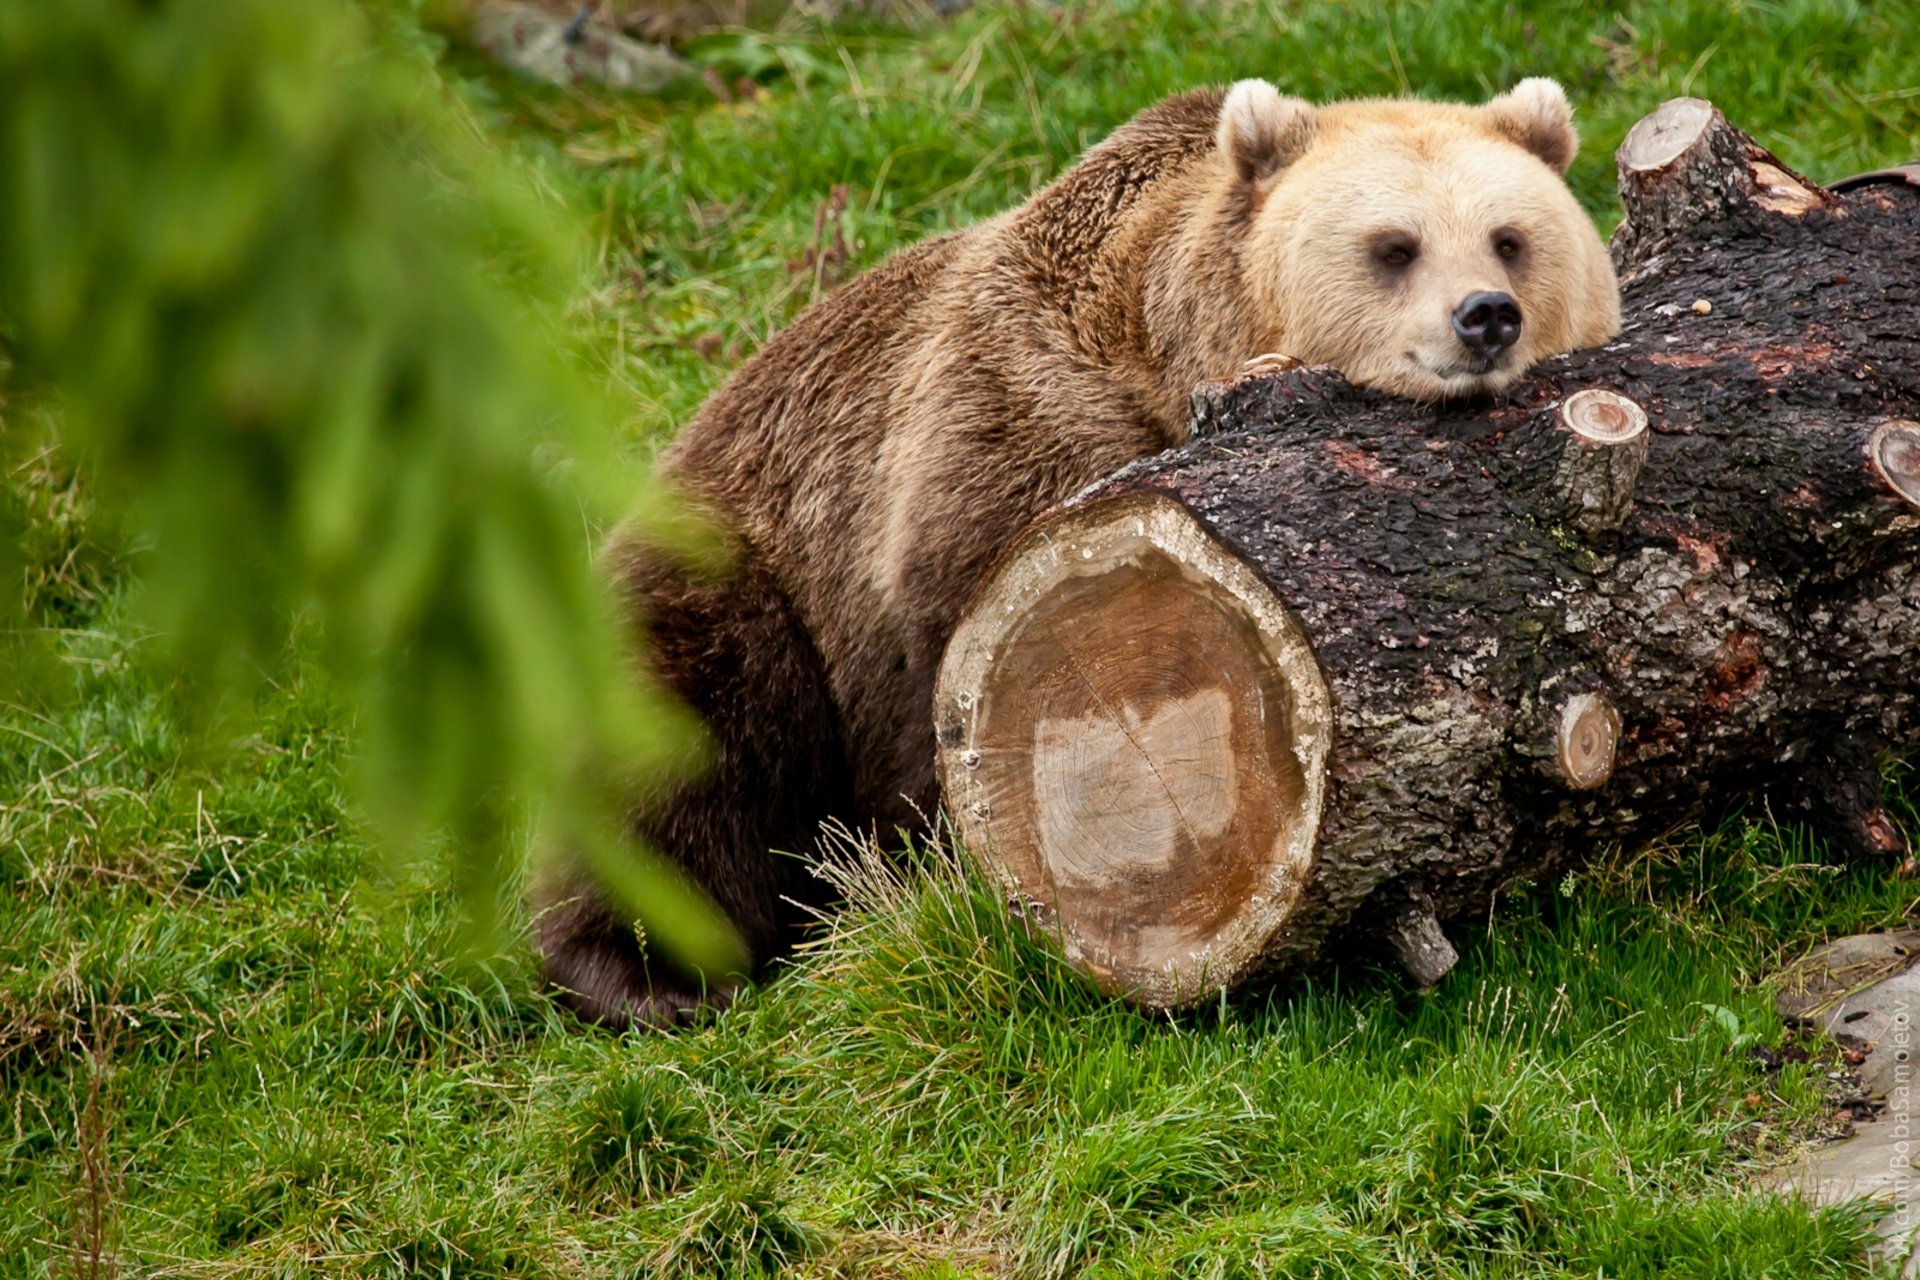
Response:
[535,77,1623,1028]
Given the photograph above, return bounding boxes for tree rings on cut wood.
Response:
[934,491,1332,1007]
[1869,420,1920,510]
[1617,97,1716,176]
[1555,692,1621,791]
[1562,388,1649,445]
[1553,389,1650,537]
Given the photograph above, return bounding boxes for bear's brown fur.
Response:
[536,78,1622,1028]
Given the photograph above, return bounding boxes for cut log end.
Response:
[1618,97,1716,175]
[1869,420,1920,510]
[935,491,1332,1008]
[1555,692,1621,790]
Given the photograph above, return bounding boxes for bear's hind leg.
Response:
[534,876,739,1029]
[533,541,851,1030]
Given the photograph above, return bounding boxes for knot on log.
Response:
[1785,418,1920,572]
[1771,737,1915,865]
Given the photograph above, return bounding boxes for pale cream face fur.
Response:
[1218,78,1622,402]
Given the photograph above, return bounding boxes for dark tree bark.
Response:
[933,99,1920,1008]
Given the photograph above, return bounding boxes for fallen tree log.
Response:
[933,99,1920,1009]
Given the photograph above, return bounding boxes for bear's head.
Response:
[1216,78,1621,402]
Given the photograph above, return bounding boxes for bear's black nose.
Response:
[1452,291,1523,357]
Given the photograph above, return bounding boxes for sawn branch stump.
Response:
[933,99,1920,1008]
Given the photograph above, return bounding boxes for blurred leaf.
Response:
[0,0,737,967]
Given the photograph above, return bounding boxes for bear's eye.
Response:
[1371,237,1419,270]
[1494,231,1528,261]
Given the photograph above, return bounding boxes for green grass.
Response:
[6,0,1920,1275]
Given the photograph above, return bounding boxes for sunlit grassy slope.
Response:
[6,1,1920,1275]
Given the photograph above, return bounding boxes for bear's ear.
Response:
[1482,77,1579,173]
[1217,79,1318,186]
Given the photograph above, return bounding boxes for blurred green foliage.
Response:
[0,0,745,974]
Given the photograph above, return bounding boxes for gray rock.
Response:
[473,2,697,96]
[1776,929,1920,1099]
[1772,930,1920,1273]
[1776,1092,1920,1277]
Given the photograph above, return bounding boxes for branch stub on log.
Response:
[1869,420,1920,510]
[1561,388,1649,446]
[1555,692,1621,791]
[1618,98,1716,175]
[1550,389,1651,538]
[1381,888,1459,988]
[1612,96,1834,270]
